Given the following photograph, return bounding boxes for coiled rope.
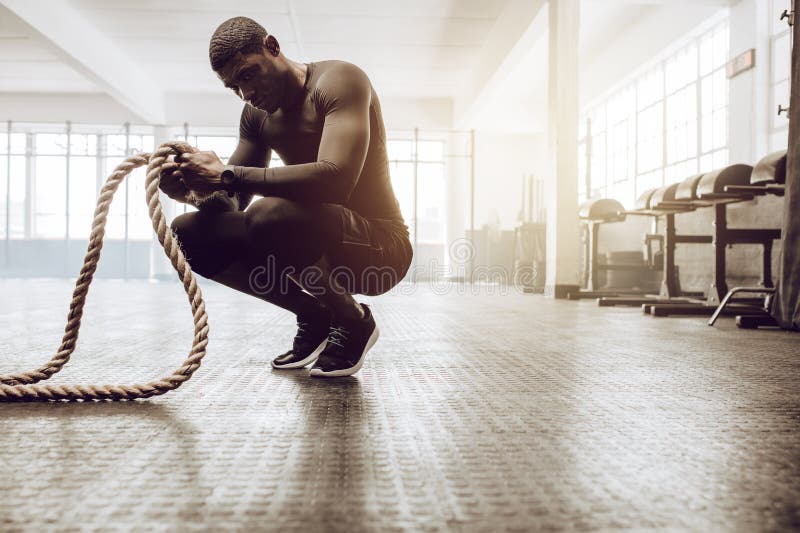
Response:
[0,141,209,402]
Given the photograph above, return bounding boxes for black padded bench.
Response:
[568,198,658,300]
[597,177,710,307]
[646,163,782,317]
[708,151,788,327]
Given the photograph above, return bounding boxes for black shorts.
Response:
[327,206,413,296]
[170,198,412,297]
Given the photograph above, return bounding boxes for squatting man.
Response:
[159,17,412,377]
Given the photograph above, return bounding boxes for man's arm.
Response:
[185,105,270,212]
[230,63,371,204]
[226,134,270,211]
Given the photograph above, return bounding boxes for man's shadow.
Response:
[256,370,380,528]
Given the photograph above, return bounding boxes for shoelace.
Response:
[327,325,351,348]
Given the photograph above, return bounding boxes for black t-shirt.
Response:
[227,60,406,230]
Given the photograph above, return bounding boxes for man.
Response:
[160,16,412,377]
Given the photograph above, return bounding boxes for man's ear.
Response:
[265,35,280,57]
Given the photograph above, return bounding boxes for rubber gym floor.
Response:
[1,278,798,531]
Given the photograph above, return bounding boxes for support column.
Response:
[545,0,581,298]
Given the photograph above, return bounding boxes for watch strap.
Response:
[221,165,238,197]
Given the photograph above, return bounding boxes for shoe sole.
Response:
[309,325,380,378]
[271,339,327,370]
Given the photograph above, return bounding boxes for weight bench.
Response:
[568,198,659,300]
[724,149,786,198]
[645,163,781,317]
[597,176,710,307]
[708,151,788,328]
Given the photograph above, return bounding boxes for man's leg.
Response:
[170,210,327,318]
[243,197,385,377]
[212,258,329,318]
[288,253,365,322]
[242,197,364,317]
[171,208,333,369]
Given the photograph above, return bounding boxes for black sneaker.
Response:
[271,310,330,370]
[310,303,380,378]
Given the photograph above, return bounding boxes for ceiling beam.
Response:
[454,0,547,129]
[0,0,166,124]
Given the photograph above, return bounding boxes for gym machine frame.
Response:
[568,197,662,300]
[708,151,787,327]
[597,177,709,308]
[645,163,781,317]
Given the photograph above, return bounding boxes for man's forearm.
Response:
[228,162,353,204]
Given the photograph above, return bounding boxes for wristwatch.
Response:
[220,165,238,197]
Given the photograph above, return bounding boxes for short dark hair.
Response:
[209,17,267,71]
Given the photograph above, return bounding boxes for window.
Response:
[664,42,700,184]
[0,132,27,239]
[0,139,5,241]
[32,134,68,238]
[68,134,98,239]
[636,67,664,197]
[387,139,415,238]
[581,19,729,207]
[607,86,636,203]
[0,126,157,242]
[2,124,447,277]
[697,24,728,172]
[416,140,446,244]
[578,120,589,204]
[103,133,155,240]
[586,107,607,199]
[387,135,446,253]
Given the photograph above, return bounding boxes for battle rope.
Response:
[0,141,209,402]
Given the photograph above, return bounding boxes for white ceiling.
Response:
[0,10,95,92]
[580,1,656,62]
[1,0,507,98]
[0,0,730,128]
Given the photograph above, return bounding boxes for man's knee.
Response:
[169,211,223,278]
[244,197,300,243]
[170,211,201,243]
[244,197,328,268]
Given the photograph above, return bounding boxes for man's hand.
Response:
[175,151,226,194]
[158,155,192,203]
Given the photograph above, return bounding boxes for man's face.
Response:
[217,48,283,114]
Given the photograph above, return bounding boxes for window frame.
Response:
[581,19,730,207]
